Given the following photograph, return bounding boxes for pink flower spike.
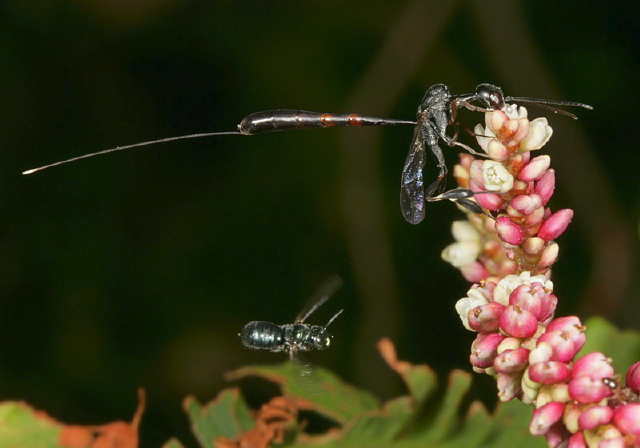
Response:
[535,169,556,205]
[613,403,640,435]
[538,209,574,241]
[519,155,551,181]
[496,216,525,245]
[499,305,538,338]
[530,401,565,436]
[529,361,570,384]
[625,361,640,392]
[577,405,613,430]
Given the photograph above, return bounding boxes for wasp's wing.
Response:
[400,124,426,225]
[295,275,343,324]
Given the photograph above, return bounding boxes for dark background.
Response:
[0,0,638,445]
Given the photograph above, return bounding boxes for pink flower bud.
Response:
[530,342,554,364]
[523,237,545,255]
[564,402,582,433]
[546,317,586,353]
[568,375,613,404]
[497,337,523,353]
[510,194,543,215]
[538,209,574,241]
[473,191,506,210]
[460,261,490,283]
[572,352,614,380]
[625,361,640,392]
[547,316,584,333]
[521,117,552,151]
[496,216,525,245]
[544,423,570,448]
[538,293,558,324]
[538,330,580,363]
[497,371,523,401]
[509,284,550,319]
[512,118,531,143]
[499,305,538,338]
[535,170,556,205]
[597,437,625,448]
[529,361,570,384]
[490,110,509,132]
[525,207,546,230]
[468,302,504,332]
[530,401,565,435]
[486,140,510,160]
[469,160,485,186]
[498,305,538,338]
[567,431,586,448]
[551,382,570,403]
[612,403,640,435]
[577,405,613,430]
[471,333,506,368]
[539,243,559,267]
[494,347,530,373]
[519,155,551,181]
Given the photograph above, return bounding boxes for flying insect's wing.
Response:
[295,275,343,324]
[400,123,426,225]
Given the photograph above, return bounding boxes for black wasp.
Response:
[23,83,592,224]
[239,276,344,360]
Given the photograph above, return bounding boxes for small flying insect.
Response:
[239,276,344,363]
[602,377,639,405]
[22,83,592,224]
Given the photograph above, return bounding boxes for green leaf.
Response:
[580,316,640,373]
[184,387,255,448]
[0,401,61,448]
[227,362,379,424]
[162,438,186,448]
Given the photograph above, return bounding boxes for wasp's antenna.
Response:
[505,96,593,120]
[324,309,344,329]
[296,275,343,323]
[22,131,242,175]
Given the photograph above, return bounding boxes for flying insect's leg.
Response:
[429,188,492,217]
[423,122,448,198]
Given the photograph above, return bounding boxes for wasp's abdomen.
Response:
[239,321,285,351]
